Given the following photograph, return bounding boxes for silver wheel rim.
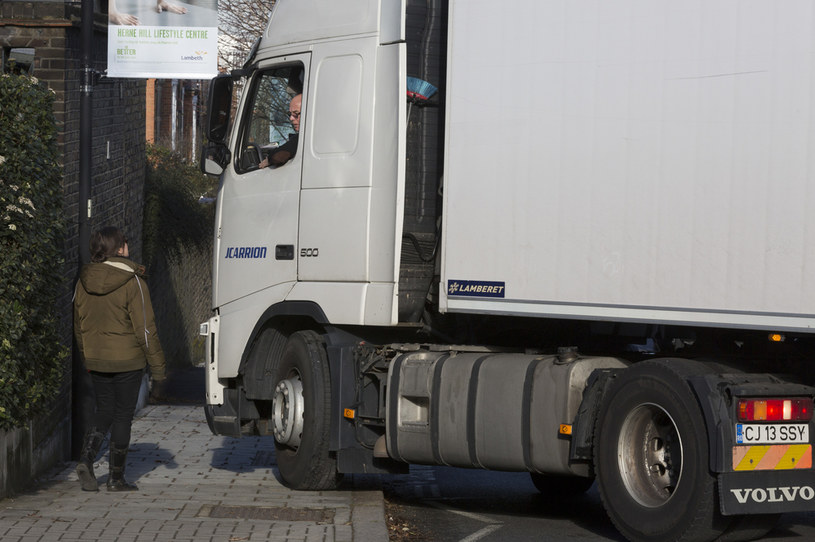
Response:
[616,402,683,508]
[272,372,304,448]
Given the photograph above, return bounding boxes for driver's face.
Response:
[289,95,302,132]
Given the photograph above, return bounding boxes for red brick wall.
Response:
[152,78,205,161]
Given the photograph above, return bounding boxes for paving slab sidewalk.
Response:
[0,368,388,542]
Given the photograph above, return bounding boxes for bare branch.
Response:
[218,0,277,71]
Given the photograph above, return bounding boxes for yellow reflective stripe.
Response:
[776,445,808,469]
[733,445,812,471]
[735,446,770,471]
[787,444,810,469]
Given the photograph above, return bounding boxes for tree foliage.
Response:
[0,74,67,430]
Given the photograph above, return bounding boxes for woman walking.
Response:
[73,226,166,491]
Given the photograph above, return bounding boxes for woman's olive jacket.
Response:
[73,256,166,381]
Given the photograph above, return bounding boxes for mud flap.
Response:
[719,470,815,515]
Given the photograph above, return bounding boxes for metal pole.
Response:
[79,0,93,265]
[73,0,95,460]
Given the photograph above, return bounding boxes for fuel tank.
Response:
[385,348,626,474]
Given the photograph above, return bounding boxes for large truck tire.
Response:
[271,330,342,490]
[593,359,730,542]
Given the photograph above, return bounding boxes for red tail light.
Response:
[738,398,813,422]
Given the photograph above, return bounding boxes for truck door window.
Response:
[237,65,303,173]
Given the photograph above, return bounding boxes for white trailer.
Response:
[200,1,815,540]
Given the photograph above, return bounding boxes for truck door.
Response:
[213,56,309,307]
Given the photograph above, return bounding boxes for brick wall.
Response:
[0,0,147,497]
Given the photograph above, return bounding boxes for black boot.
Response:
[106,443,138,491]
[76,428,105,492]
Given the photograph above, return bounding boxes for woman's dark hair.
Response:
[89,226,127,263]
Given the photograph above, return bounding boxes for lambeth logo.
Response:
[447,280,505,298]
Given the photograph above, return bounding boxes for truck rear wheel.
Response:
[593,360,729,542]
[271,330,342,490]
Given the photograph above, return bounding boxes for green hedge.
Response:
[143,144,215,267]
[0,74,67,430]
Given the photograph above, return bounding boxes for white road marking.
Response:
[459,524,503,542]
[426,500,504,541]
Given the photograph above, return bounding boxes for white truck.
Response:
[200,1,815,540]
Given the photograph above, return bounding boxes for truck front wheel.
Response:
[593,360,729,542]
[271,330,342,490]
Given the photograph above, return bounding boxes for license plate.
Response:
[735,424,809,444]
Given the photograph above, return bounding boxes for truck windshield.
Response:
[237,64,304,172]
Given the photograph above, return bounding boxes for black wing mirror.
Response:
[201,74,234,176]
[206,73,234,144]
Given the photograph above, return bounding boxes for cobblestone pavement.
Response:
[0,390,387,542]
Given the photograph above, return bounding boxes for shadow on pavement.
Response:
[127,442,181,478]
[149,365,206,405]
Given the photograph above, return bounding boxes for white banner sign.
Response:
[107,0,218,79]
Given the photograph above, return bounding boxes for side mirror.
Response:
[206,73,234,144]
[201,141,230,177]
[201,73,234,176]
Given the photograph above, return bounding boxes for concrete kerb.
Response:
[351,490,390,541]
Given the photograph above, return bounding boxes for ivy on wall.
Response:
[0,74,67,430]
